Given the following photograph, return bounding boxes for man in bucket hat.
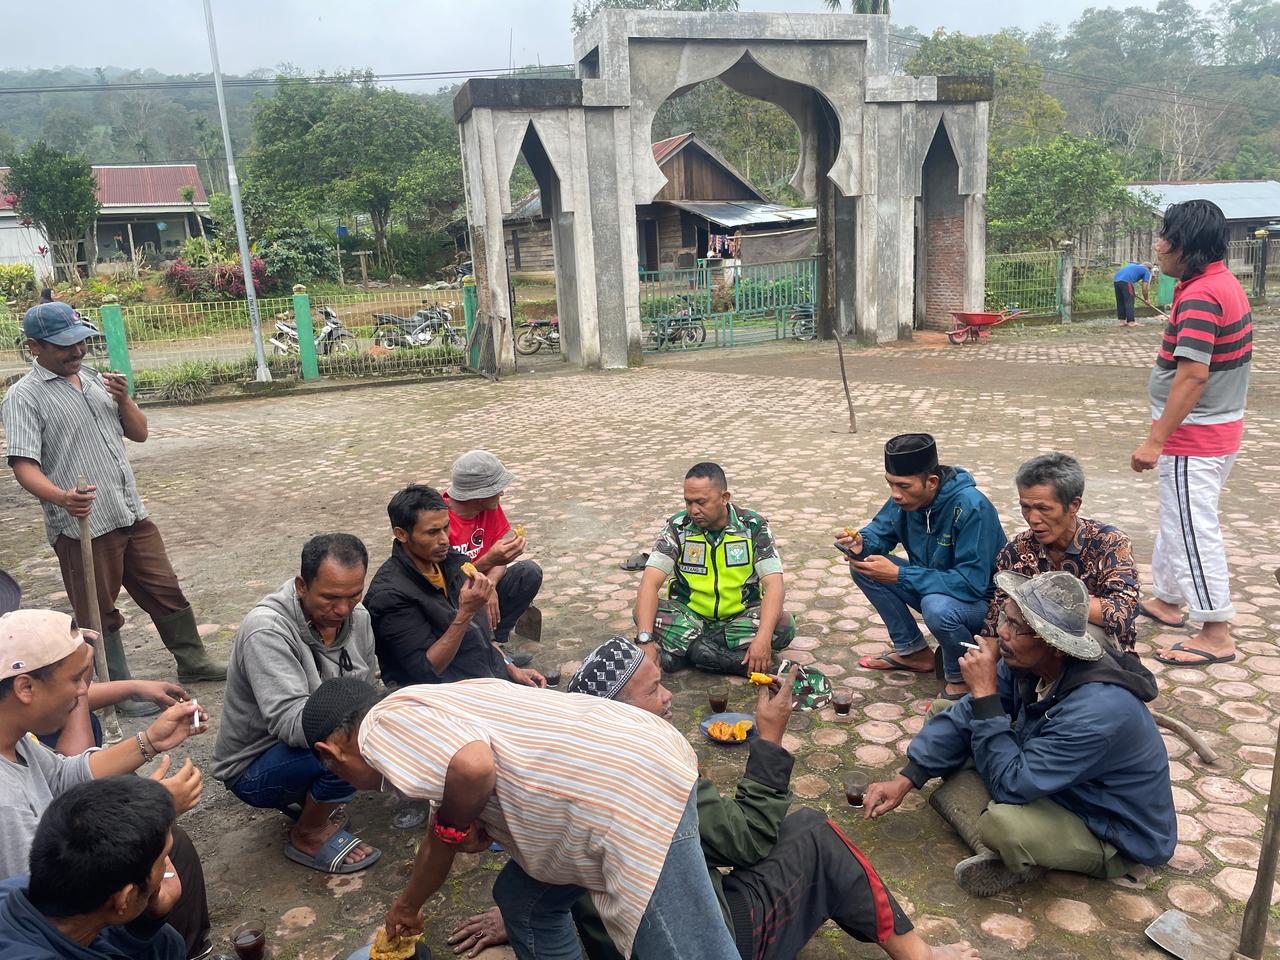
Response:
[861,571,1175,897]
[444,450,542,653]
[1,303,225,715]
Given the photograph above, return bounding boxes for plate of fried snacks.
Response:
[369,928,430,960]
[700,712,755,745]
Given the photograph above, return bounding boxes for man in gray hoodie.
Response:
[212,533,382,875]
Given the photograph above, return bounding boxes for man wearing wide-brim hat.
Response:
[444,450,541,656]
[860,570,1176,897]
[838,433,1006,699]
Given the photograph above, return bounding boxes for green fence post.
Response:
[292,285,319,380]
[98,298,133,393]
[463,277,479,369]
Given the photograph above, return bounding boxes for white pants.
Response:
[1152,453,1237,622]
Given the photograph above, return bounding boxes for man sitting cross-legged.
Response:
[366,484,543,688]
[450,637,979,960]
[306,675,744,960]
[983,453,1139,651]
[0,776,186,959]
[211,533,382,876]
[0,610,211,957]
[863,571,1176,897]
[841,433,1006,700]
[635,462,794,676]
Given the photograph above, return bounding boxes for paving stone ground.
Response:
[1,316,1277,960]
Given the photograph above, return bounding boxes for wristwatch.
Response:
[636,631,653,645]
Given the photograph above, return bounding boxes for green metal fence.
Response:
[638,258,818,352]
[984,251,1062,317]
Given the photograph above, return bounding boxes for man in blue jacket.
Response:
[839,434,1006,698]
[862,571,1176,898]
[0,776,185,959]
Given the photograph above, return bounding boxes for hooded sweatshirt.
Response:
[858,467,1007,602]
[211,579,378,784]
[0,876,183,960]
[903,647,1176,866]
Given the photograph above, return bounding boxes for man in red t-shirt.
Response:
[445,450,542,649]
[1131,199,1251,667]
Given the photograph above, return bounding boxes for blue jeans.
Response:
[229,741,356,809]
[852,568,989,683]
[493,788,740,960]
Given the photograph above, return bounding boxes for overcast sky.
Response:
[1,0,1217,87]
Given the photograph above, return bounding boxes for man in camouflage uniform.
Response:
[634,462,794,675]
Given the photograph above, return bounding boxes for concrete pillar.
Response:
[963,193,986,312]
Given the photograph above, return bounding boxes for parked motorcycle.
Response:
[644,312,707,350]
[372,303,465,350]
[269,305,356,356]
[515,316,561,355]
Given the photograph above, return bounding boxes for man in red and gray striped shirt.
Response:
[1130,199,1252,667]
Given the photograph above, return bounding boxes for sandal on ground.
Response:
[619,552,650,571]
[1138,602,1187,628]
[1153,642,1236,667]
[284,828,381,875]
[857,652,934,674]
[936,687,970,701]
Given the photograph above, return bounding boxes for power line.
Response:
[0,65,575,97]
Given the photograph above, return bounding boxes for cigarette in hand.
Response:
[959,641,981,651]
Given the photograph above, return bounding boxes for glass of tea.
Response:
[844,771,871,808]
[230,922,266,960]
[833,690,853,716]
[708,688,729,713]
[543,664,562,687]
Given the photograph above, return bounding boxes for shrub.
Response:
[176,236,235,269]
[162,256,275,301]
[0,263,36,302]
[256,227,339,286]
[76,274,147,308]
[132,361,213,403]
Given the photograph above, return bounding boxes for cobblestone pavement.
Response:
[0,317,1276,960]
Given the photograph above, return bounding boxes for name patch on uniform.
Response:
[679,541,708,574]
[724,541,750,567]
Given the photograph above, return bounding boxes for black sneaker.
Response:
[659,650,689,673]
[954,850,1043,897]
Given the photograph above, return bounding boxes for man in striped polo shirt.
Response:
[1130,199,1252,666]
[305,676,743,960]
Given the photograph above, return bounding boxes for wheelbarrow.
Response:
[947,308,1028,344]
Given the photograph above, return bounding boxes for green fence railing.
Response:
[984,251,1062,317]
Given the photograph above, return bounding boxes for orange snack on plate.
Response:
[370,929,418,960]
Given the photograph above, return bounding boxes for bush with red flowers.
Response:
[162,256,275,301]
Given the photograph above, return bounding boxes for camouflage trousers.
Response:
[654,597,796,674]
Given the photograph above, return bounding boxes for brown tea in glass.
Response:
[544,665,562,687]
[833,690,853,715]
[708,689,729,713]
[231,923,266,960]
[844,772,870,808]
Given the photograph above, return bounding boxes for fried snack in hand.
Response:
[371,928,418,960]
[748,672,779,686]
[461,562,479,579]
[514,523,525,538]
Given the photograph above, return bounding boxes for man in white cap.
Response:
[862,571,1176,897]
[1,302,225,716]
[0,609,212,955]
[444,450,542,650]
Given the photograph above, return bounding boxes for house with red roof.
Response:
[0,163,210,279]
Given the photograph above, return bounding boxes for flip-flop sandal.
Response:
[284,828,381,875]
[1138,602,1187,628]
[857,652,934,674]
[619,552,649,571]
[935,687,970,702]
[1153,642,1236,667]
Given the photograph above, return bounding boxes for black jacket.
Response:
[365,541,506,687]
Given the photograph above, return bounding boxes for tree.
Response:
[2,141,99,279]
[248,75,449,270]
[572,0,738,31]
[822,0,890,12]
[905,29,1065,153]
[987,134,1141,250]
[396,143,465,233]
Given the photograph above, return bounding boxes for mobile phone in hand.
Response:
[834,539,860,560]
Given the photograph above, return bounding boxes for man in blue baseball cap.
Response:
[1,303,225,715]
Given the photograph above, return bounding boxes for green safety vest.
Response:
[670,522,757,621]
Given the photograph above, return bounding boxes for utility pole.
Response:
[202,0,271,382]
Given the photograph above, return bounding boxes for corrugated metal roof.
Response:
[666,200,816,229]
[1127,180,1280,221]
[0,164,207,212]
[508,189,543,221]
[652,133,694,165]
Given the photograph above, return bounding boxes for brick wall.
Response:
[923,215,964,331]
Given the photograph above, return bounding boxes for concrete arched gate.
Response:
[454,11,991,373]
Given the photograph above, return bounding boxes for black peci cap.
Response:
[302,677,383,748]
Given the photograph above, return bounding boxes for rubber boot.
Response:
[929,770,1043,897]
[102,629,161,718]
[155,606,226,683]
